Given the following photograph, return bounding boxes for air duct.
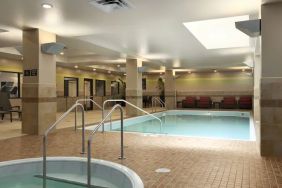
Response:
[41,42,65,55]
[235,19,261,37]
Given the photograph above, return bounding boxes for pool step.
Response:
[34,175,108,188]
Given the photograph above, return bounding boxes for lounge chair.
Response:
[0,91,21,122]
[197,96,212,108]
[221,96,237,109]
[238,96,252,109]
[182,96,196,108]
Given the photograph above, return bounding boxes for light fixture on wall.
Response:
[188,71,192,74]
[108,70,111,74]
[242,69,245,72]
[41,3,53,9]
[93,68,96,71]
[124,73,126,76]
[74,65,78,69]
[214,69,217,73]
[60,52,64,55]
[117,64,120,68]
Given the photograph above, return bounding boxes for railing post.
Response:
[119,106,125,159]
[102,102,106,133]
[81,108,85,154]
[87,139,91,188]
[43,135,47,188]
[75,106,77,131]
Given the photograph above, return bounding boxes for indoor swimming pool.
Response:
[87,110,255,141]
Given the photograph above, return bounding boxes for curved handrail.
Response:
[152,97,166,112]
[87,104,124,188]
[43,103,85,188]
[75,99,103,130]
[102,99,163,132]
[76,98,102,110]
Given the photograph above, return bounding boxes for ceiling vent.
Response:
[89,0,133,13]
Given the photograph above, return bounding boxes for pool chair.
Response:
[197,96,212,108]
[238,96,252,109]
[221,96,237,109]
[182,96,196,108]
[0,91,21,122]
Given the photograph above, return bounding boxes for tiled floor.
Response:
[0,107,164,140]
[0,127,281,187]
[0,109,281,187]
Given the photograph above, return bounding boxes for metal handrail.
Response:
[42,103,85,188]
[75,99,103,130]
[152,97,166,112]
[87,104,125,188]
[102,99,163,132]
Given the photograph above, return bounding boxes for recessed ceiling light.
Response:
[42,3,53,9]
[93,68,96,71]
[74,65,78,69]
[60,52,64,55]
[183,15,249,49]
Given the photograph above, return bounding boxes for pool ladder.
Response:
[152,97,166,113]
[42,103,86,188]
[87,104,125,188]
[75,98,103,130]
[102,99,163,132]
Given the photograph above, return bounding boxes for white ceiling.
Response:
[0,0,262,70]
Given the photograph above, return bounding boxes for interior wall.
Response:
[0,58,22,72]
[143,74,163,96]
[56,66,123,97]
[143,71,254,99]
[0,58,125,111]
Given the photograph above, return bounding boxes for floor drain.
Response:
[155,168,171,173]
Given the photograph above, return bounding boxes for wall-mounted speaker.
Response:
[41,42,65,55]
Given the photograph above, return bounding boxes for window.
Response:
[64,77,79,97]
[96,80,106,96]
[0,71,21,98]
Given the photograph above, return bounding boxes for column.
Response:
[165,70,176,109]
[260,2,282,156]
[126,59,142,116]
[253,51,261,150]
[22,29,57,135]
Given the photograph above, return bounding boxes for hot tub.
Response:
[0,157,144,188]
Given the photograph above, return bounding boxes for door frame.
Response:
[84,78,94,110]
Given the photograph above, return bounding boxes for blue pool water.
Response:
[88,110,254,141]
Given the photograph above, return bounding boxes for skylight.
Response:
[183,15,250,50]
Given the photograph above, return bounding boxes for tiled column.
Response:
[22,29,57,135]
[126,59,143,116]
[260,2,282,156]
[253,53,261,150]
[165,70,176,109]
